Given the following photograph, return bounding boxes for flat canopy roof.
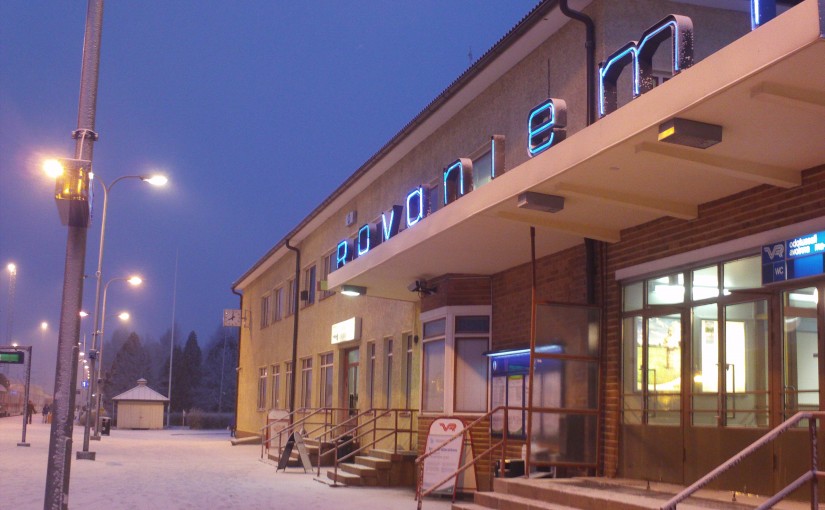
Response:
[329,0,825,301]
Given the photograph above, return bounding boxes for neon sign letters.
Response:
[599,14,694,118]
[751,0,777,31]
[528,98,567,157]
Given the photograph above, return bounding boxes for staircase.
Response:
[450,477,810,510]
[326,449,417,487]
[268,437,335,469]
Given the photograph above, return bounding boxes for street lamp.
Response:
[90,275,141,442]
[5,263,16,345]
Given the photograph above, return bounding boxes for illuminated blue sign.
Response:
[599,14,694,118]
[443,159,473,206]
[406,186,428,228]
[751,0,776,30]
[357,224,379,256]
[381,205,402,242]
[762,230,825,284]
[336,239,353,270]
[527,98,567,157]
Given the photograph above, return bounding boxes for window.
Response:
[285,362,293,410]
[273,287,283,322]
[260,294,271,329]
[783,287,820,423]
[404,333,414,409]
[385,337,393,408]
[622,255,771,428]
[300,358,312,409]
[257,367,268,410]
[286,279,296,317]
[422,319,446,413]
[367,342,376,409]
[320,254,335,299]
[320,353,334,408]
[303,265,316,306]
[270,365,280,409]
[455,337,488,413]
[427,178,441,216]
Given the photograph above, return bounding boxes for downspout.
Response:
[285,239,301,425]
[559,0,598,306]
[231,287,242,435]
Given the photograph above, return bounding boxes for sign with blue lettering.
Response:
[762,230,825,284]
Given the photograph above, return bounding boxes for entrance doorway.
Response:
[343,348,359,417]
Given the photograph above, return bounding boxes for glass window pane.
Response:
[784,288,819,422]
[422,340,445,412]
[691,304,718,427]
[622,317,643,424]
[623,281,643,311]
[455,338,488,412]
[647,314,681,425]
[724,301,769,428]
[536,304,600,356]
[423,318,446,339]
[647,273,685,305]
[473,150,493,189]
[455,316,490,334]
[723,256,760,294]
[692,265,719,301]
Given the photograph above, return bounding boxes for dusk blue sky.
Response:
[0,1,539,390]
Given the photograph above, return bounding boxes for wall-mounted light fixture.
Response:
[658,118,722,149]
[517,191,565,213]
[340,285,366,297]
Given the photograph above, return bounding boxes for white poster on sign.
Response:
[421,418,465,495]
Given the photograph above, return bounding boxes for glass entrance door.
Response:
[343,348,359,417]
[783,286,821,418]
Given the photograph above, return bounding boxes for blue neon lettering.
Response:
[357,224,372,256]
[528,99,567,157]
[381,205,403,241]
[751,0,776,30]
[406,186,426,228]
[443,159,473,206]
[598,15,693,117]
[335,240,351,269]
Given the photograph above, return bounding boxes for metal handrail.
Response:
[324,408,418,484]
[415,406,517,510]
[662,411,824,510]
[260,407,346,459]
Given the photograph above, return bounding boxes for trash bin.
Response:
[101,417,111,436]
[494,459,524,478]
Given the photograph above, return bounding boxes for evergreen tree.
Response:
[105,332,152,407]
[195,325,238,412]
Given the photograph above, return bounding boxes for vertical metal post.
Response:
[166,249,178,427]
[811,418,819,509]
[45,0,103,507]
[525,227,537,477]
[17,346,32,446]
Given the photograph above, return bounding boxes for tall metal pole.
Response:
[45,1,103,507]
[17,346,33,447]
[166,249,178,427]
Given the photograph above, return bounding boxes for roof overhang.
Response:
[329,0,825,301]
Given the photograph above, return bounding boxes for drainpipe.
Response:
[559,0,596,126]
[231,287,242,436]
[559,0,599,305]
[285,239,301,425]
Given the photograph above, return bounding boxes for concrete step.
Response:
[354,455,391,470]
[473,490,579,510]
[326,468,362,486]
[369,449,417,462]
[451,503,490,510]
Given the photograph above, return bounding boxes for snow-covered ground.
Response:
[0,417,452,510]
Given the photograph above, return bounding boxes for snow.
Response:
[0,417,452,510]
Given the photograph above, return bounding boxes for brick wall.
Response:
[420,274,492,313]
[601,165,825,477]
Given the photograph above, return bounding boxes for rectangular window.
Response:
[300,358,312,409]
[320,353,334,408]
[472,149,493,189]
[320,254,335,299]
[287,279,296,316]
[271,365,281,409]
[455,338,488,412]
[405,333,414,410]
[304,265,316,306]
[367,342,376,409]
[260,294,271,329]
[257,367,268,410]
[285,362,293,410]
[422,339,445,413]
[273,287,283,322]
[427,178,441,215]
[385,337,393,409]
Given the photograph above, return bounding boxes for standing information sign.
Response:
[421,418,465,497]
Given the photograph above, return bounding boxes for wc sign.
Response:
[762,230,825,284]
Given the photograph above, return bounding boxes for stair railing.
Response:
[260,407,345,459]
[415,406,517,510]
[323,408,418,484]
[662,411,824,510]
